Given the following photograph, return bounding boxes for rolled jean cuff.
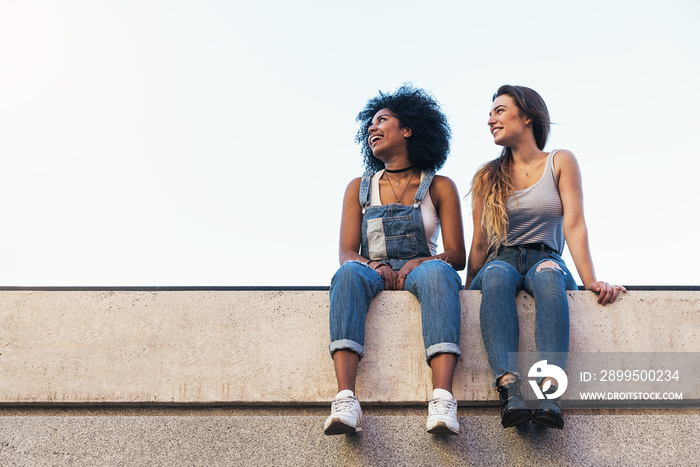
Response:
[492,371,522,388]
[425,342,461,365]
[329,339,364,360]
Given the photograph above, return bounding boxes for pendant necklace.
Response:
[385,169,414,203]
[514,157,538,177]
[384,170,412,187]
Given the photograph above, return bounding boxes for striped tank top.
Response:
[506,149,565,254]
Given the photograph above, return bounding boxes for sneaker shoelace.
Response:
[429,397,456,415]
[331,397,356,413]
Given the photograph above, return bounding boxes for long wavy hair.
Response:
[470,85,551,250]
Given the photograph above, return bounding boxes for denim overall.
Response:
[359,169,434,271]
[329,170,462,364]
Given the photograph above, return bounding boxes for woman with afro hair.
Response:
[324,85,465,436]
[467,85,625,430]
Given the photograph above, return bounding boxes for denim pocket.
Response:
[382,214,417,259]
[385,232,418,259]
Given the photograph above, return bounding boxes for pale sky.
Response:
[1,0,698,286]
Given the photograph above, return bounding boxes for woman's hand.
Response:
[375,264,399,290]
[585,281,627,305]
[396,258,424,290]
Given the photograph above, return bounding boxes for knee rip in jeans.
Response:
[536,261,564,274]
[484,262,509,272]
[424,258,451,267]
[345,259,373,269]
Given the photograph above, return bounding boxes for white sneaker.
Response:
[324,390,363,435]
[426,388,459,435]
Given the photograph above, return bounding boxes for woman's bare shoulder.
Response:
[431,174,459,190]
[552,149,577,164]
[429,174,460,204]
[552,149,580,175]
[344,176,363,193]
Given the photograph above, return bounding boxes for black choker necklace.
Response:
[385,165,414,173]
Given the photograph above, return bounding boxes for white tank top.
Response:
[369,170,440,256]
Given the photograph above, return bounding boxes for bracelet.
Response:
[366,260,375,267]
[372,262,389,270]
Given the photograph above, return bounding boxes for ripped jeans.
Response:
[468,245,577,385]
[329,259,462,364]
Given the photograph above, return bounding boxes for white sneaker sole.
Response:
[426,420,459,435]
[324,418,363,435]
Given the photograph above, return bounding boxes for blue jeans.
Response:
[329,259,462,364]
[469,246,577,385]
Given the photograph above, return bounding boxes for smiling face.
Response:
[488,94,532,147]
[367,108,412,159]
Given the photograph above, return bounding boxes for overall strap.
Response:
[413,169,435,206]
[359,171,374,208]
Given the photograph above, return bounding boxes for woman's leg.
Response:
[332,351,359,394]
[524,259,571,373]
[472,259,531,428]
[328,260,384,391]
[523,258,574,430]
[404,260,462,435]
[325,261,384,435]
[471,260,522,385]
[429,353,457,391]
[403,259,462,388]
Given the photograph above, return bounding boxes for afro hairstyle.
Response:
[355,84,451,173]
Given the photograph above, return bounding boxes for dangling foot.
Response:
[426,388,459,435]
[532,385,564,429]
[324,390,363,435]
[497,381,532,428]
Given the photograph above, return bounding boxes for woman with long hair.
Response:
[467,85,625,429]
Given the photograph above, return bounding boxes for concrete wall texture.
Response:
[1,289,699,466]
[1,290,698,405]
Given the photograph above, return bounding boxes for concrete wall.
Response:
[2,409,698,467]
[1,290,698,405]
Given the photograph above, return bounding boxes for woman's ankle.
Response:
[497,373,519,387]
